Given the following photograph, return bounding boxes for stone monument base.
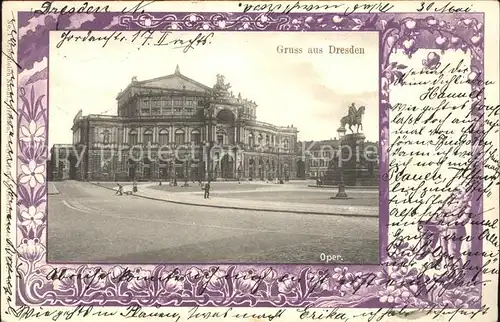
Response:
[322,132,378,187]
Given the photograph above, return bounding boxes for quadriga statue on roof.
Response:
[213,74,232,99]
[340,102,365,133]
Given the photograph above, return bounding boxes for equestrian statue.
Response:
[340,103,365,133]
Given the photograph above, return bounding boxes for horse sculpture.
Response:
[340,105,365,133]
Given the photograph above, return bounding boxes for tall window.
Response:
[159,129,169,145]
[258,134,263,145]
[175,129,185,145]
[143,129,153,146]
[217,134,224,145]
[248,133,254,146]
[284,139,289,149]
[191,129,201,145]
[129,129,138,145]
[102,130,110,145]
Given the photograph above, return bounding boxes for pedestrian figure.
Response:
[174,178,178,186]
[116,183,123,196]
[133,181,138,193]
[159,181,162,186]
[204,181,211,199]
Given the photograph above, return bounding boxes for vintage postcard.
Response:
[1,0,499,321]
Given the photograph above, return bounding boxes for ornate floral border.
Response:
[15,11,484,308]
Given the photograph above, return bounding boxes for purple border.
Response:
[14,11,484,309]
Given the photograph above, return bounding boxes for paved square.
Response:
[47,181,379,264]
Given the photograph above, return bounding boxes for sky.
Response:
[49,30,379,147]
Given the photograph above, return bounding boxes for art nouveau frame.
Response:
[13,10,484,309]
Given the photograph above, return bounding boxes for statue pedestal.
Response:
[330,183,353,199]
[323,133,378,187]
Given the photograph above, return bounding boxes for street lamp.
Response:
[331,126,349,199]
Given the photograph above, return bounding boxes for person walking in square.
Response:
[116,183,123,196]
[204,181,211,199]
[132,181,138,193]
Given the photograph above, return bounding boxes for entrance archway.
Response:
[127,159,136,180]
[221,154,234,179]
[259,158,264,180]
[249,158,255,180]
[159,158,170,180]
[143,157,151,179]
[175,159,184,179]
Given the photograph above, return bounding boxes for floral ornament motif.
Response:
[127,268,153,293]
[389,267,421,288]
[235,269,259,294]
[378,285,417,305]
[185,266,204,283]
[401,38,418,58]
[438,286,481,309]
[18,140,47,168]
[404,19,417,32]
[18,86,47,130]
[277,274,299,294]
[14,12,485,310]
[20,120,45,143]
[18,238,45,263]
[202,267,227,292]
[307,270,331,293]
[17,184,46,210]
[381,62,407,102]
[435,35,449,53]
[81,267,108,290]
[20,205,44,231]
[331,270,365,296]
[331,15,344,30]
[422,52,441,70]
[33,265,77,291]
[161,269,185,293]
[201,21,211,30]
[19,160,45,188]
[109,265,126,283]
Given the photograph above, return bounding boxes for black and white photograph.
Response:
[46,31,380,264]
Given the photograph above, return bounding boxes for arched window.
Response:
[191,129,201,145]
[129,129,138,145]
[175,129,185,145]
[143,129,153,146]
[284,139,289,149]
[159,129,169,145]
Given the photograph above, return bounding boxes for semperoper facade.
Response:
[62,66,299,182]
